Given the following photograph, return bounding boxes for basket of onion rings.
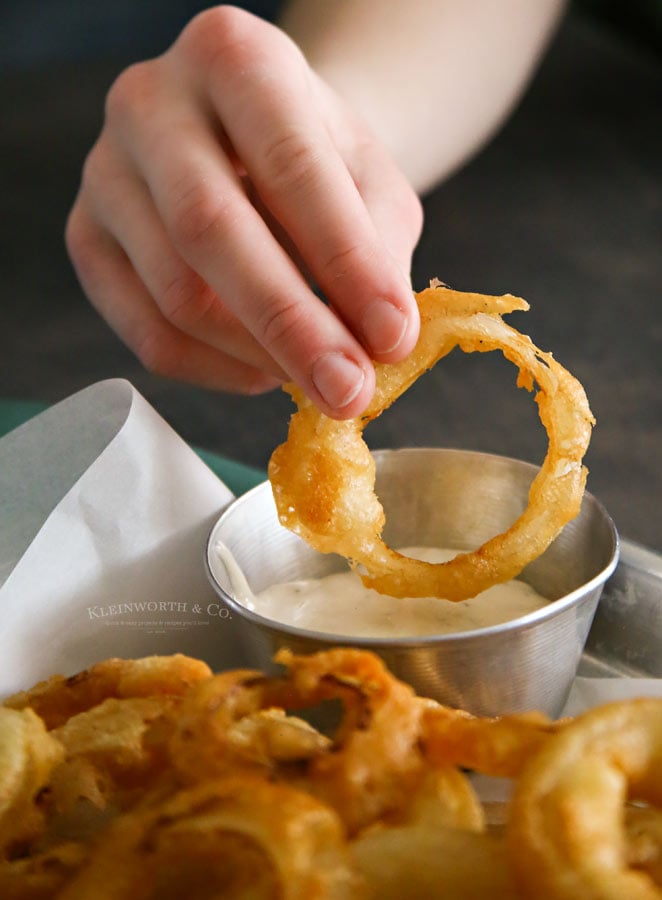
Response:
[1,648,660,899]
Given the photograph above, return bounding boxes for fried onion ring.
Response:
[270,648,427,834]
[353,823,519,899]
[420,701,565,779]
[170,649,428,835]
[57,775,362,900]
[0,707,64,855]
[508,697,662,900]
[169,668,331,783]
[4,655,211,729]
[626,805,662,887]
[47,696,181,817]
[0,841,87,899]
[269,282,594,601]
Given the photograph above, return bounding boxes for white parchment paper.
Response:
[0,379,247,697]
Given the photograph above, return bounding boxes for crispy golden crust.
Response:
[56,776,362,900]
[508,698,662,900]
[0,708,64,855]
[2,650,659,899]
[269,282,594,601]
[4,655,212,730]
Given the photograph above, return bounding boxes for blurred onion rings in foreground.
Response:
[1,650,660,898]
[509,698,662,900]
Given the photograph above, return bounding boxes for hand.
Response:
[65,6,422,418]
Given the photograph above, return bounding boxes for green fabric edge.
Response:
[193,448,265,496]
[0,399,266,498]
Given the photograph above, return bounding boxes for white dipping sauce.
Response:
[226,547,548,638]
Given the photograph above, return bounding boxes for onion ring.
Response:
[57,775,362,899]
[352,823,518,899]
[0,841,87,898]
[626,805,662,887]
[508,697,662,900]
[269,282,594,601]
[169,668,331,783]
[420,701,565,778]
[171,648,428,835]
[47,696,181,818]
[269,648,429,834]
[4,654,212,729]
[0,707,64,855]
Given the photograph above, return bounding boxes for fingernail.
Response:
[311,352,365,411]
[361,299,407,355]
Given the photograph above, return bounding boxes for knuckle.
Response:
[239,370,283,397]
[184,5,251,44]
[261,131,321,196]
[159,269,217,330]
[135,324,281,395]
[167,179,235,252]
[64,205,86,262]
[179,5,265,73]
[255,293,308,356]
[398,186,424,240]
[79,140,110,197]
[323,240,379,284]
[352,130,424,244]
[134,327,178,379]
[79,146,98,193]
[105,61,156,125]
[64,206,100,282]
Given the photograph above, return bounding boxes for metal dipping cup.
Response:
[205,448,619,717]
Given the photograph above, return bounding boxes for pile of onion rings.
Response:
[508,698,662,899]
[1,649,660,899]
[268,281,595,601]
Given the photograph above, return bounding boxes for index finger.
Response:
[182,8,420,363]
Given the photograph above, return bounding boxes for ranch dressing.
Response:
[222,546,548,638]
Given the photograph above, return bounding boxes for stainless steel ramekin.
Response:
[205,448,619,717]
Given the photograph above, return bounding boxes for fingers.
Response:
[65,202,281,395]
[107,70,374,415]
[106,45,378,416]
[312,74,425,284]
[78,139,287,380]
[67,6,423,419]
[182,8,420,362]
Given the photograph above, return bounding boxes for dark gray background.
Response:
[1,6,660,551]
